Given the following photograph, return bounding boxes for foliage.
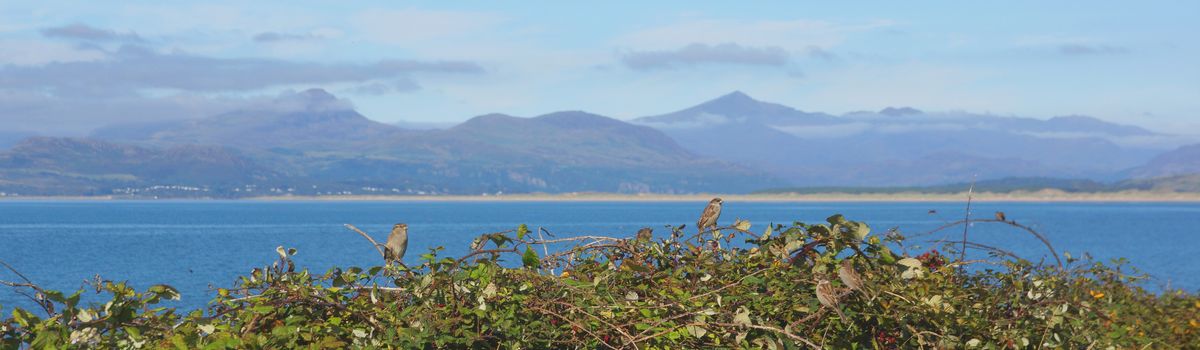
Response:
[2,215,1198,349]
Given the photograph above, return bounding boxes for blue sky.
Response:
[1,1,1197,135]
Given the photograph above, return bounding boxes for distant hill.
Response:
[3,91,779,197]
[0,130,36,149]
[756,175,1200,194]
[635,92,1164,186]
[307,110,779,194]
[391,120,456,130]
[5,88,1195,197]
[1124,143,1200,179]
[0,137,279,196]
[755,177,1112,194]
[1116,174,1200,192]
[92,89,407,150]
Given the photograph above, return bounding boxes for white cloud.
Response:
[0,39,106,65]
[621,43,790,70]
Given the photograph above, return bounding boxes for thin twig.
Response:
[537,226,552,275]
[960,176,976,263]
[344,224,385,258]
[923,219,1063,269]
[0,259,37,286]
[710,322,820,349]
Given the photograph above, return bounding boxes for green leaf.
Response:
[42,290,65,303]
[826,214,848,225]
[522,246,540,268]
[149,284,181,301]
[517,224,530,240]
[878,247,897,264]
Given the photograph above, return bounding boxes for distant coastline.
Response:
[6,190,1199,202]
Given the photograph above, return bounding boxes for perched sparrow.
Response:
[697,198,723,234]
[384,223,409,265]
[636,227,653,241]
[838,259,865,294]
[816,279,846,320]
[995,211,1007,222]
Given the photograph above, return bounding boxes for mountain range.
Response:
[634,91,1165,186]
[1,89,1197,197]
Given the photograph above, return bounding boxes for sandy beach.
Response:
[241,190,1200,202]
[4,190,1200,202]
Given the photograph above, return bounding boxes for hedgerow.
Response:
[2,215,1197,349]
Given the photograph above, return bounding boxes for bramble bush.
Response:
[2,214,1198,349]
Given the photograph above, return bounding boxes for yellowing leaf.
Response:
[897,258,923,268]
[733,308,752,326]
[734,219,751,231]
[901,267,925,279]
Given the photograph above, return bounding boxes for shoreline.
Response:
[4,190,1200,202]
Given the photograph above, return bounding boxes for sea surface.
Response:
[1,200,1198,311]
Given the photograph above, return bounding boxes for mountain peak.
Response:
[879,107,923,116]
[707,90,757,105]
[298,88,336,102]
[534,111,625,128]
[265,88,354,113]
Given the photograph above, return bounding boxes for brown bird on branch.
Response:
[838,259,866,294]
[995,211,1007,222]
[636,227,653,241]
[815,279,846,320]
[697,198,723,234]
[384,223,409,265]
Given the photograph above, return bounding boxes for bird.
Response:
[697,198,723,234]
[636,227,653,241]
[995,211,1007,222]
[815,279,846,320]
[838,259,865,294]
[384,223,409,265]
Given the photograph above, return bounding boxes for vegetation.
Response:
[2,215,1197,349]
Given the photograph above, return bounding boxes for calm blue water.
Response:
[1,200,1198,311]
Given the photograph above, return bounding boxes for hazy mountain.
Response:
[1124,143,1200,179]
[323,110,779,194]
[7,91,779,196]
[1116,174,1200,192]
[392,120,456,130]
[635,91,1165,186]
[6,88,1190,196]
[92,89,407,150]
[0,137,279,196]
[756,176,1111,194]
[0,130,36,149]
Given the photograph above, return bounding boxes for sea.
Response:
[1,200,1198,311]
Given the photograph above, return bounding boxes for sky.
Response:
[1,1,1198,136]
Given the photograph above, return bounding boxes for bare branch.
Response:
[343,224,386,258]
